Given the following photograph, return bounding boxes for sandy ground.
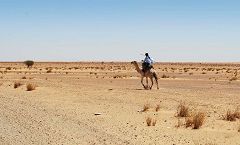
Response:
[0,62,240,145]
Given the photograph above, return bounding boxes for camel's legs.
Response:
[150,77,153,90]
[141,77,147,89]
[156,78,159,89]
[146,77,149,89]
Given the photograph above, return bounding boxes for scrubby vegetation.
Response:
[146,117,157,126]
[26,83,36,91]
[143,104,150,112]
[155,104,160,112]
[223,109,240,121]
[177,102,190,117]
[24,60,34,68]
[14,82,22,88]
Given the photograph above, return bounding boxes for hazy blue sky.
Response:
[1,0,240,62]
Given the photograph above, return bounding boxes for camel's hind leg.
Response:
[149,77,153,90]
[156,79,159,89]
[153,72,159,89]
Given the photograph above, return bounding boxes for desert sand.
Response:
[0,62,240,145]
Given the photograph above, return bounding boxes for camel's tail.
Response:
[153,72,159,89]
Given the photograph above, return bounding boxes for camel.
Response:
[131,61,159,90]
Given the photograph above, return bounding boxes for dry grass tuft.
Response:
[185,117,193,128]
[6,67,11,70]
[161,74,169,78]
[46,69,52,73]
[185,112,205,129]
[14,82,22,88]
[192,112,205,129]
[229,76,238,81]
[143,104,150,112]
[26,83,36,91]
[177,102,190,117]
[21,76,27,79]
[235,109,240,119]
[224,110,236,121]
[223,109,240,121]
[146,117,157,126]
[156,104,160,112]
[146,117,152,126]
[152,119,157,126]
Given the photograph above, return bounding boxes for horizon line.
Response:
[1,61,240,64]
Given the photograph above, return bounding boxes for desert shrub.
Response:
[146,117,157,126]
[223,109,240,121]
[152,119,157,126]
[161,74,169,78]
[229,76,238,81]
[185,117,193,128]
[21,76,27,79]
[185,112,205,129]
[226,69,231,73]
[24,60,34,68]
[235,109,240,119]
[26,83,36,91]
[146,117,152,126]
[14,82,22,88]
[192,112,205,129]
[177,102,190,117]
[46,69,52,73]
[113,75,122,79]
[143,104,150,112]
[184,68,189,73]
[156,104,160,112]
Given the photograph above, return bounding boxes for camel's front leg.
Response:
[141,77,147,89]
[149,77,153,90]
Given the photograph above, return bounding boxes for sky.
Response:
[0,0,240,62]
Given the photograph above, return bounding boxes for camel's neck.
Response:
[133,63,142,74]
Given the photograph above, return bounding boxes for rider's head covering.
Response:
[145,53,149,57]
